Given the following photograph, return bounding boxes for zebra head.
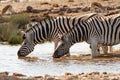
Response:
[17,30,35,57]
[53,36,71,58]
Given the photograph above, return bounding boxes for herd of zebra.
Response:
[17,13,120,58]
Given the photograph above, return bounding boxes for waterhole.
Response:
[0,42,120,76]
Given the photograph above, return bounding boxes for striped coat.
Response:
[53,14,120,58]
[17,15,89,57]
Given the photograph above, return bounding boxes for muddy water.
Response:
[0,42,120,76]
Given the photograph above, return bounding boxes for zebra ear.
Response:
[26,23,32,30]
[27,22,38,30]
[21,31,25,35]
[21,31,26,39]
[20,31,26,36]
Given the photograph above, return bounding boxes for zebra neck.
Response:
[55,16,80,34]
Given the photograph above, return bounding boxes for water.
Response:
[0,42,120,76]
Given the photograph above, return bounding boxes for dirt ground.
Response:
[0,71,120,80]
[0,0,120,16]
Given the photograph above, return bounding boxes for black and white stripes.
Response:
[17,15,86,57]
[53,14,120,58]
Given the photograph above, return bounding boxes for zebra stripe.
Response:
[53,14,120,58]
[17,15,90,57]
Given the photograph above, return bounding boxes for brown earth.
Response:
[0,0,120,17]
[0,71,120,80]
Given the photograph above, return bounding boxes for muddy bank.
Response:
[0,71,120,80]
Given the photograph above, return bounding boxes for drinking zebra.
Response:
[17,15,91,57]
[53,14,120,58]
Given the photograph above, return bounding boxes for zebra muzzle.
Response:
[17,50,26,57]
[53,50,62,58]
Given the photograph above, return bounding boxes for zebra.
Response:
[53,14,120,58]
[17,15,88,57]
[17,13,110,57]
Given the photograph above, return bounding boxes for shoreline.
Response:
[0,71,120,80]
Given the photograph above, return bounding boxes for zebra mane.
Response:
[25,16,55,33]
[25,16,71,33]
[25,14,103,33]
[81,13,99,22]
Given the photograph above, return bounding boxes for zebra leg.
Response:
[101,46,113,54]
[101,46,108,54]
[90,40,100,58]
[109,46,112,53]
[91,44,100,58]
